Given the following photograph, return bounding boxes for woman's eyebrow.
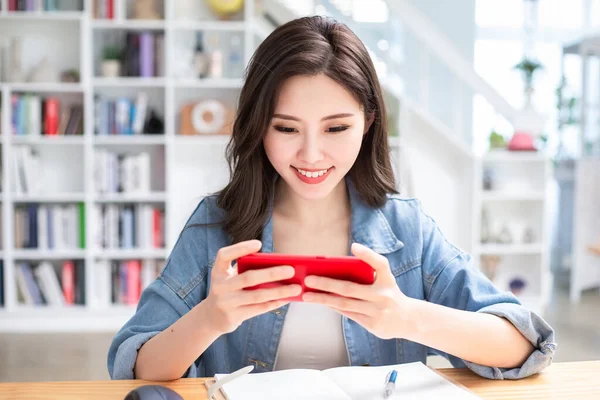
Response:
[272,113,355,121]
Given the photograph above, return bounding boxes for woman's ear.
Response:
[363,113,375,135]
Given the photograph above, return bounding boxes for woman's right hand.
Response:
[202,240,301,335]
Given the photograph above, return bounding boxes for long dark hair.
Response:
[216,16,397,243]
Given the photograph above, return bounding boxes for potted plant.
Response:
[488,129,506,150]
[514,57,544,108]
[102,46,122,78]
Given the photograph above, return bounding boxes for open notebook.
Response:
[205,361,481,400]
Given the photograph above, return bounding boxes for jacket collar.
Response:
[261,176,404,255]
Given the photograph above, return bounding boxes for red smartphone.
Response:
[236,253,376,302]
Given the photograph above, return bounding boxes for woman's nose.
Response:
[299,134,324,164]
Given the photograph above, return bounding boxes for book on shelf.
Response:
[94,149,153,194]
[123,32,165,78]
[94,92,151,135]
[92,258,164,306]
[92,0,127,20]
[11,145,41,194]
[93,204,164,249]
[11,94,83,136]
[15,260,84,306]
[96,31,164,78]
[14,203,85,250]
[7,0,82,12]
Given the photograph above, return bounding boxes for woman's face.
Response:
[263,73,369,201]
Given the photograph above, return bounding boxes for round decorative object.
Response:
[191,100,227,135]
[206,0,244,18]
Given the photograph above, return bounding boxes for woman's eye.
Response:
[274,126,297,133]
[327,125,350,133]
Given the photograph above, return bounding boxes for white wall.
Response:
[401,106,474,252]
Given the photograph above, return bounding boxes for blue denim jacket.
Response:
[108,180,556,380]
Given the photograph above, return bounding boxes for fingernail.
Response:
[284,266,295,276]
[352,243,366,252]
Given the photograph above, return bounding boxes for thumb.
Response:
[351,242,390,274]
[214,240,262,275]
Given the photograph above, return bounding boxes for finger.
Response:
[351,243,390,274]
[213,240,262,274]
[304,276,373,300]
[234,284,302,307]
[230,265,295,290]
[303,292,376,315]
[240,299,290,319]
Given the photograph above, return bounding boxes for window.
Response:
[475,0,524,28]
[474,39,525,109]
[537,0,584,29]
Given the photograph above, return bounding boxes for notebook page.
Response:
[215,369,351,400]
[323,362,481,400]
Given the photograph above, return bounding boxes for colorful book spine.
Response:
[139,32,155,77]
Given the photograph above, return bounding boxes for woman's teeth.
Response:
[295,168,329,178]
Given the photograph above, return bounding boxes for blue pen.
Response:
[384,369,397,398]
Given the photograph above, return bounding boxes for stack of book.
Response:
[93,92,153,136]
[7,0,73,12]
[11,94,83,136]
[15,260,85,306]
[94,149,153,194]
[93,258,164,306]
[93,204,164,250]
[14,203,85,249]
[121,32,165,78]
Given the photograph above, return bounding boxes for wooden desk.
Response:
[0,361,598,399]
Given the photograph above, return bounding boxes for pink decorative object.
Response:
[508,131,537,151]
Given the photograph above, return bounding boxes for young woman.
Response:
[108,16,556,381]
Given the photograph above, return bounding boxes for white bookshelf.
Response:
[0,0,404,332]
[471,150,553,316]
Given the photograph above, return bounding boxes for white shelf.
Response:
[482,150,549,163]
[5,82,84,93]
[93,77,166,87]
[92,19,166,30]
[481,191,546,202]
[95,192,166,203]
[12,193,86,202]
[478,243,544,255]
[12,249,86,260]
[0,0,408,332]
[174,78,244,89]
[474,143,552,316]
[92,248,168,259]
[169,20,245,31]
[11,136,85,145]
[93,135,166,145]
[0,11,84,21]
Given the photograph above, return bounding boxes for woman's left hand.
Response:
[303,242,415,340]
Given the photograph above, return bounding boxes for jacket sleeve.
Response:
[107,200,211,380]
[419,205,557,380]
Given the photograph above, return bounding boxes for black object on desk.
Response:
[124,385,183,400]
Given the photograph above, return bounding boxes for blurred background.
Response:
[0,0,598,382]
